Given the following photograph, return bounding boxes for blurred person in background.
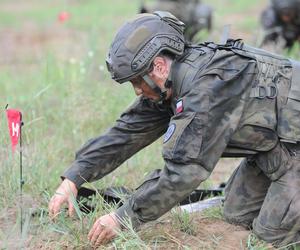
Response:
[140,0,213,42]
[49,11,300,248]
[261,0,300,48]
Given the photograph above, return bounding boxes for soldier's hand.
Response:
[48,178,78,219]
[88,213,121,247]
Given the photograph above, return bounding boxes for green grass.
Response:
[238,17,260,31]
[201,205,223,220]
[1,0,300,248]
[171,208,197,236]
[211,0,264,15]
[246,233,272,250]
[0,0,140,29]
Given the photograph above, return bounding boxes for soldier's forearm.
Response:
[114,162,211,229]
[63,122,169,186]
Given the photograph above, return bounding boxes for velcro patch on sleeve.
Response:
[163,123,176,143]
[176,99,183,114]
[163,112,204,162]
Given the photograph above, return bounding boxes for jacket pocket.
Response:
[254,142,291,180]
[278,106,300,143]
[229,124,278,151]
[163,112,204,163]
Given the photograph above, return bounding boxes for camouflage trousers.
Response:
[223,144,300,247]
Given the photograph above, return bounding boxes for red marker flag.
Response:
[58,11,70,23]
[6,109,22,152]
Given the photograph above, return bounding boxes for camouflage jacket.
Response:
[63,40,297,228]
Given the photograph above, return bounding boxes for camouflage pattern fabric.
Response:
[224,143,300,247]
[140,0,212,41]
[63,40,300,246]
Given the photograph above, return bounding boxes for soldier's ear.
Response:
[151,56,168,77]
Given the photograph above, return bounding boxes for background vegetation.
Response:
[0,0,299,248]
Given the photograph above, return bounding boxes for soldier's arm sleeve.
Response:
[115,64,252,228]
[62,96,171,188]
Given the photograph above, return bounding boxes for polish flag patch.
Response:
[176,99,183,114]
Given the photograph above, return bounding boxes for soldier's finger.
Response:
[90,221,105,245]
[48,197,53,211]
[94,230,108,247]
[88,221,97,241]
[48,197,58,218]
[90,227,102,246]
[89,221,103,244]
[50,197,64,218]
[68,200,75,217]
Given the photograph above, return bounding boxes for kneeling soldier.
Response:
[50,12,300,248]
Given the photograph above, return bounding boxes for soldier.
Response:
[49,12,300,248]
[261,0,300,48]
[140,0,212,42]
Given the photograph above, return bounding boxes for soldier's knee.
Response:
[253,218,300,248]
[223,204,253,228]
[253,218,278,245]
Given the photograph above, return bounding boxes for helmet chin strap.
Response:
[142,74,168,102]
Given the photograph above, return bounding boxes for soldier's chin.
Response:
[144,94,160,101]
[151,96,159,101]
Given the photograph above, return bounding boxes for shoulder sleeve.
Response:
[63,97,171,187]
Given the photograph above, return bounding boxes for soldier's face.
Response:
[130,56,173,101]
[130,76,161,100]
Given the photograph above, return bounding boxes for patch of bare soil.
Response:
[141,213,250,249]
[0,0,87,66]
[0,194,40,249]
[0,22,86,66]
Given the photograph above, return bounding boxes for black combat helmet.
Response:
[106,11,185,84]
